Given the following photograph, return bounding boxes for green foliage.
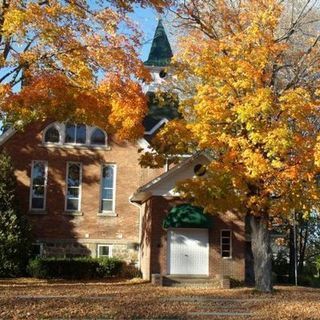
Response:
[96,257,123,278]
[298,275,320,288]
[0,150,31,277]
[272,250,290,277]
[316,256,320,272]
[27,257,124,279]
[120,263,142,278]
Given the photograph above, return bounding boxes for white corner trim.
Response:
[0,127,16,146]
[137,137,151,151]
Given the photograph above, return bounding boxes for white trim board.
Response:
[0,127,16,146]
[131,152,211,203]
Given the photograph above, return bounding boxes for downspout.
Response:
[129,195,143,270]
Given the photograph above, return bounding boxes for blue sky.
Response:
[130,7,159,61]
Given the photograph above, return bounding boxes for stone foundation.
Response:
[36,239,139,265]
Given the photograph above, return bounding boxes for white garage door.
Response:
[168,228,209,275]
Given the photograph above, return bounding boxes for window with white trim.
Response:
[31,243,43,257]
[221,230,232,258]
[97,244,112,257]
[100,164,116,213]
[42,123,108,147]
[44,126,60,143]
[30,161,47,210]
[65,124,86,144]
[65,162,82,212]
[90,128,106,145]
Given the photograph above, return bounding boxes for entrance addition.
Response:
[168,228,209,275]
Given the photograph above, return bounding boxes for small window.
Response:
[100,164,116,213]
[221,230,232,258]
[65,124,86,144]
[97,244,112,258]
[44,126,60,143]
[31,243,43,257]
[159,69,167,78]
[66,162,82,211]
[194,164,206,176]
[30,161,47,210]
[91,128,106,145]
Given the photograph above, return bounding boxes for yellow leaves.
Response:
[2,8,27,36]
[314,136,320,168]
[236,88,273,129]
[242,148,269,178]
[263,127,292,158]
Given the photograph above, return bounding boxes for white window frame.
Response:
[64,123,87,145]
[220,229,232,259]
[42,122,108,148]
[31,243,43,257]
[99,164,117,215]
[42,123,61,144]
[29,160,48,212]
[90,127,107,146]
[97,244,113,258]
[65,162,82,212]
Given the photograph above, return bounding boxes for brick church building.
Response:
[0,20,250,284]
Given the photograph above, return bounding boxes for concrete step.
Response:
[162,276,221,288]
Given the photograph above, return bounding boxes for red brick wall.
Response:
[141,196,246,280]
[1,121,163,260]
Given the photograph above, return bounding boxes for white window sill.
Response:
[29,210,47,215]
[63,211,83,216]
[39,143,111,151]
[97,212,118,217]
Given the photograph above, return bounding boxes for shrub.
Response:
[27,257,98,279]
[27,257,124,279]
[120,263,142,278]
[96,257,123,277]
[298,274,320,288]
[0,151,31,277]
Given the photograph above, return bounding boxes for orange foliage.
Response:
[143,0,320,218]
[0,0,170,140]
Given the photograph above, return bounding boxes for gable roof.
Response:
[131,152,211,203]
[0,127,16,147]
[144,19,173,67]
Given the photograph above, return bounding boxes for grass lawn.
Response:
[0,278,319,319]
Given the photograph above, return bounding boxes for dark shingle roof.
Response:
[143,91,180,138]
[144,19,173,67]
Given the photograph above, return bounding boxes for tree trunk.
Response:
[250,214,273,292]
[298,222,308,275]
[289,225,295,284]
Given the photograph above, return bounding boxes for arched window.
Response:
[65,124,86,144]
[90,128,106,145]
[44,126,60,143]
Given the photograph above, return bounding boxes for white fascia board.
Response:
[0,127,16,146]
[144,118,168,135]
[134,152,203,196]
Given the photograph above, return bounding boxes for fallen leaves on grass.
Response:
[0,279,319,319]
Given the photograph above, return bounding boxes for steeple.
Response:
[144,19,173,67]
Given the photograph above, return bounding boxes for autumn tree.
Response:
[0,0,169,139]
[140,0,320,292]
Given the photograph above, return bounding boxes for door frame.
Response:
[167,228,209,276]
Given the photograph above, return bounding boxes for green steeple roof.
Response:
[144,19,173,67]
